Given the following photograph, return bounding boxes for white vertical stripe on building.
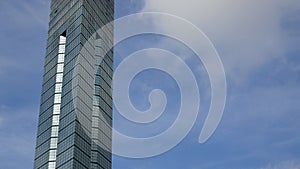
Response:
[48,35,66,169]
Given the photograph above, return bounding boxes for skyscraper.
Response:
[34,0,114,168]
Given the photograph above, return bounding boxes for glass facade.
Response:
[34,0,113,168]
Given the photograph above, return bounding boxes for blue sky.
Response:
[0,0,300,169]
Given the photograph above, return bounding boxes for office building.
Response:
[34,0,114,168]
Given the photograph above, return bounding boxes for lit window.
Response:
[48,162,56,169]
[56,73,63,83]
[46,34,66,164]
[49,150,57,161]
[59,36,66,44]
[58,54,65,63]
[59,45,65,53]
[50,138,58,149]
[51,126,59,137]
[52,115,60,125]
[57,63,64,73]
[55,83,62,93]
[54,94,61,104]
[53,104,60,115]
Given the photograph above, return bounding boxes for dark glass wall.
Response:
[34,0,113,168]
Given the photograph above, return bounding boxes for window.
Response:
[53,104,60,115]
[57,63,64,73]
[58,54,65,63]
[48,162,56,169]
[59,36,66,44]
[54,94,61,104]
[48,34,66,163]
[56,73,63,83]
[49,150,57,161]
[51,126,59,137]
[50,138,58,149]
[52,115,60,126]
[55,83,62,93]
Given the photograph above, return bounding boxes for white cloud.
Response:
[140,0,300,83]
[0,105,38,158]
[260,160,300,169]
[0,0,50,30]
[21,0,50,28]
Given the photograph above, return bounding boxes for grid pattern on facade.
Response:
[34,0,114,168]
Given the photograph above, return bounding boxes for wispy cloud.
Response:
[0,0,50,30]
[259,160,300,169]
[0,105,38,169]
[21,0,50,28]
[140,0,300,84]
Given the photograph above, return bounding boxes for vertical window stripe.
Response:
[49,34,66,166]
